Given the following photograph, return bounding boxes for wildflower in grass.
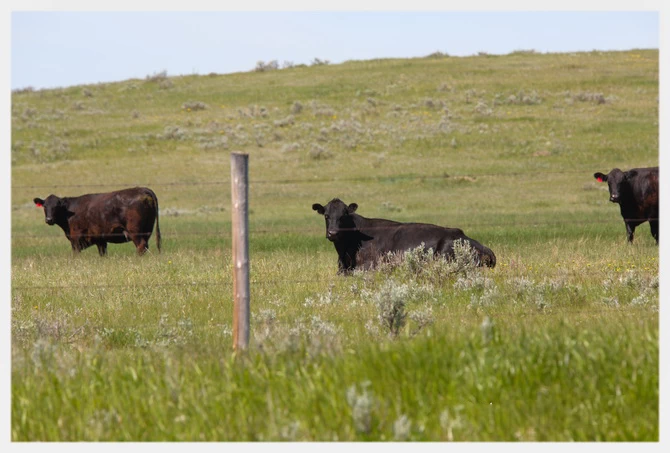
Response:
[305,284,337,307]
[631,292,650,306]
[440,406,464,441]
[453,273,495,291]
[393,414,412,441]
[346,381,373,434]
[533,293,549,311]
[309,315,338,337]
[480,316,495,344]
[469,286,500,308]
[601,296,619,307]
[257,309,277,327]
[280,421,301,441]
[409,306,434,336]
[31,338,55,370]
[364,319,380,337]
[512,277,535,294]
[619,269,642,288]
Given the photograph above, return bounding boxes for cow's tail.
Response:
[148,188,161,252]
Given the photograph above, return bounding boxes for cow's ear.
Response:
[33,198,44,207]
[625,170,638,180]
[594,172,607,183]
[347,203,358,214]
[312,203,325,215]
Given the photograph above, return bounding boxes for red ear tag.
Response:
[36,203,42,208]
[597,177,603,183]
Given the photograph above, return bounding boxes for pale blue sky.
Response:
[11,10,659,90]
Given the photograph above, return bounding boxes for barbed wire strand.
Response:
[12,309,659,333]
[11,168,615,190]
[10,216,660,241]
[12,267,658,292]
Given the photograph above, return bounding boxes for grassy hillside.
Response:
[11,49,659,441]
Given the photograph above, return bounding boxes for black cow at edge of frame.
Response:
[593,166,659,244]
[312,198,496,274]
[33,187,162,256]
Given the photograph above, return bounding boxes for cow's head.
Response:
[33,195,69,226]
[594,169,634,204]
[312,198,358,241]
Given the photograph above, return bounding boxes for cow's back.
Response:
[356,217,495,267]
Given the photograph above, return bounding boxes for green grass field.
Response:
[11,49,658,441]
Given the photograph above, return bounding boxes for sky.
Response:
[9,9,660,90]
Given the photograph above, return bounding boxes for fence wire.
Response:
[10,218,658,241]
[11,168,610,191]
[12,266,658,292]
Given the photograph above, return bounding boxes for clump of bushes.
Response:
[254,60,279,72]
[308,144,332,160]
[281,143,300,153]
[495,90,543,105]
[309,100,335,117]
[274,115,295,127]
[290,101,303,114]
[474,101,493,116]
[161,126,187,140]
[12,86,35,94]
[182,101,207,111]
[571,91,607,104]
[159,79,174,90]
[145,70,168,82]
[425,51,449,59]
[388,241,482,279]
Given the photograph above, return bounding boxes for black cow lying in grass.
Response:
[34,187,161,256]
[593,167,659,244]
[312,198,496,274]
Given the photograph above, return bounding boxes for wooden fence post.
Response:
[231,152,250,351]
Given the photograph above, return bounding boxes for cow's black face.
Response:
[594,169,628,204]
[312,198,358,241]
[34,195,67,225]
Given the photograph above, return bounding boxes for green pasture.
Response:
[11,49,658,441]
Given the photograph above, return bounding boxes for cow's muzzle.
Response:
[45,217,55,225]
[609,195,619,203]
[326,230,338,241]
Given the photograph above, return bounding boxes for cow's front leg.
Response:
[70,241,82,255]
[625,222,636,243]
[337,254,356,275]
[337,256,346,274]
[96,242,108,256]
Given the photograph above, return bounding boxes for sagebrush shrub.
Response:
[182,101,207,111]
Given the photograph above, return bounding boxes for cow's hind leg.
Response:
[96,242,108,256]
[625,222,636,243]
[129,233,149,255]
[650,220,659,245]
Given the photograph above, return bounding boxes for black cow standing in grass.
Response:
[312,198,496,274]
[34,187,161,256]
[593,167,659,244]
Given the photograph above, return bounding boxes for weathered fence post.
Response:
[231,152,250,352]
